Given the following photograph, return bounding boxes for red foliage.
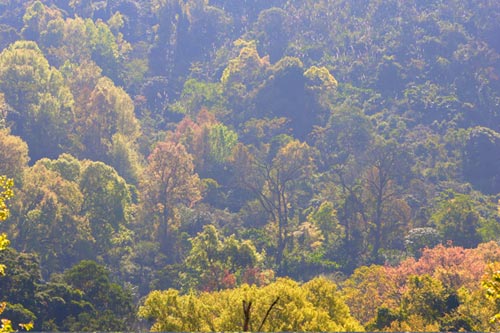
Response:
[221,269,237,289]
[241,267,275,287]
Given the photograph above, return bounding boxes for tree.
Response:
[181,224,263,291]
[0,41,74,161]
[342,264,397,325]
[483,263,500,326]
[79,161,133,255]
[253,57,321,139]
[431,193,483,248]
[404,227,442,258]
[139,277,362,332]
[75,76,140,166]
[401,275,447,325]
[9,161,92,276]
[366,139,414,259]
[141,141,201,256]
[60,60,143,178]
[0,176,14,271]
[21,1,61,41]
[148,0,229,90]
[171,111,238,178]
[220,39,270,113]
[31,13,129,83]
[0,129,28,184]
[0,176,34,332]
[254,7,290,63]
[284,201,344,278]
[138,289,211,332]
[234,139,316,274]
[342,242,500,330]
[0,248,37,332]
[170,79,226,118]
[334,138,413,265]
[314,102,373,167]
[61,260,134,331]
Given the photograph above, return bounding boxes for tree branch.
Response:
[258,297,280,332]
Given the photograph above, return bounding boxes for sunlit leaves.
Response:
[139,277,362,332]
[343,242,500,330]
[221,39,270,92]
[141,140,201,254]
[0,40,74,160]
[10,162,92,276]
[182,224,263,291]
[0,176,13,223]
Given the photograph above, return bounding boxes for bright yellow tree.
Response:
[0,176,32,332]
[0,176,13,266]
[0,176,13,332]
[139,277,363,332]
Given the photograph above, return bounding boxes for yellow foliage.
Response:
[386,315,440,332]
[139,277,363,332]
[0,178,31,332]
[304,65,338,89]
[342,265,398,325]
[0,176,13,222]
[220,39,270,88]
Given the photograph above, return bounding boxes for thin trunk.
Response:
[242,300,252,331]
[159,205,171,257]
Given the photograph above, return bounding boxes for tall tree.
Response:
[72,75,141,181]
[79,161,133,255]
[234,139,316,274]
[9,161,92,276]
[334,138,413,265]
[141,141,201,257]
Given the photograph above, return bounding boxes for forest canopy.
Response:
[1,0,500,331]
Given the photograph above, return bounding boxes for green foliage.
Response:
[170,79,226,117]
[431,193,483,248]
[206,123,238,163]
[180,224,264,291]
[75,76,140,164]
[401,275,447,324]
[221,39,270,104]
[0,40,74,161]
[463,127,500,194]
[9,161,92,276]
[304,66,338,89]
[0,248,39,331]
[79,161,133,254]
[62,260,134,328]
[483,264,500,325]
[235,139,317,274]
[254,7,290,63]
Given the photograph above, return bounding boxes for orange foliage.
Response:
[343,242,500,326]
[386,242,500,291]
